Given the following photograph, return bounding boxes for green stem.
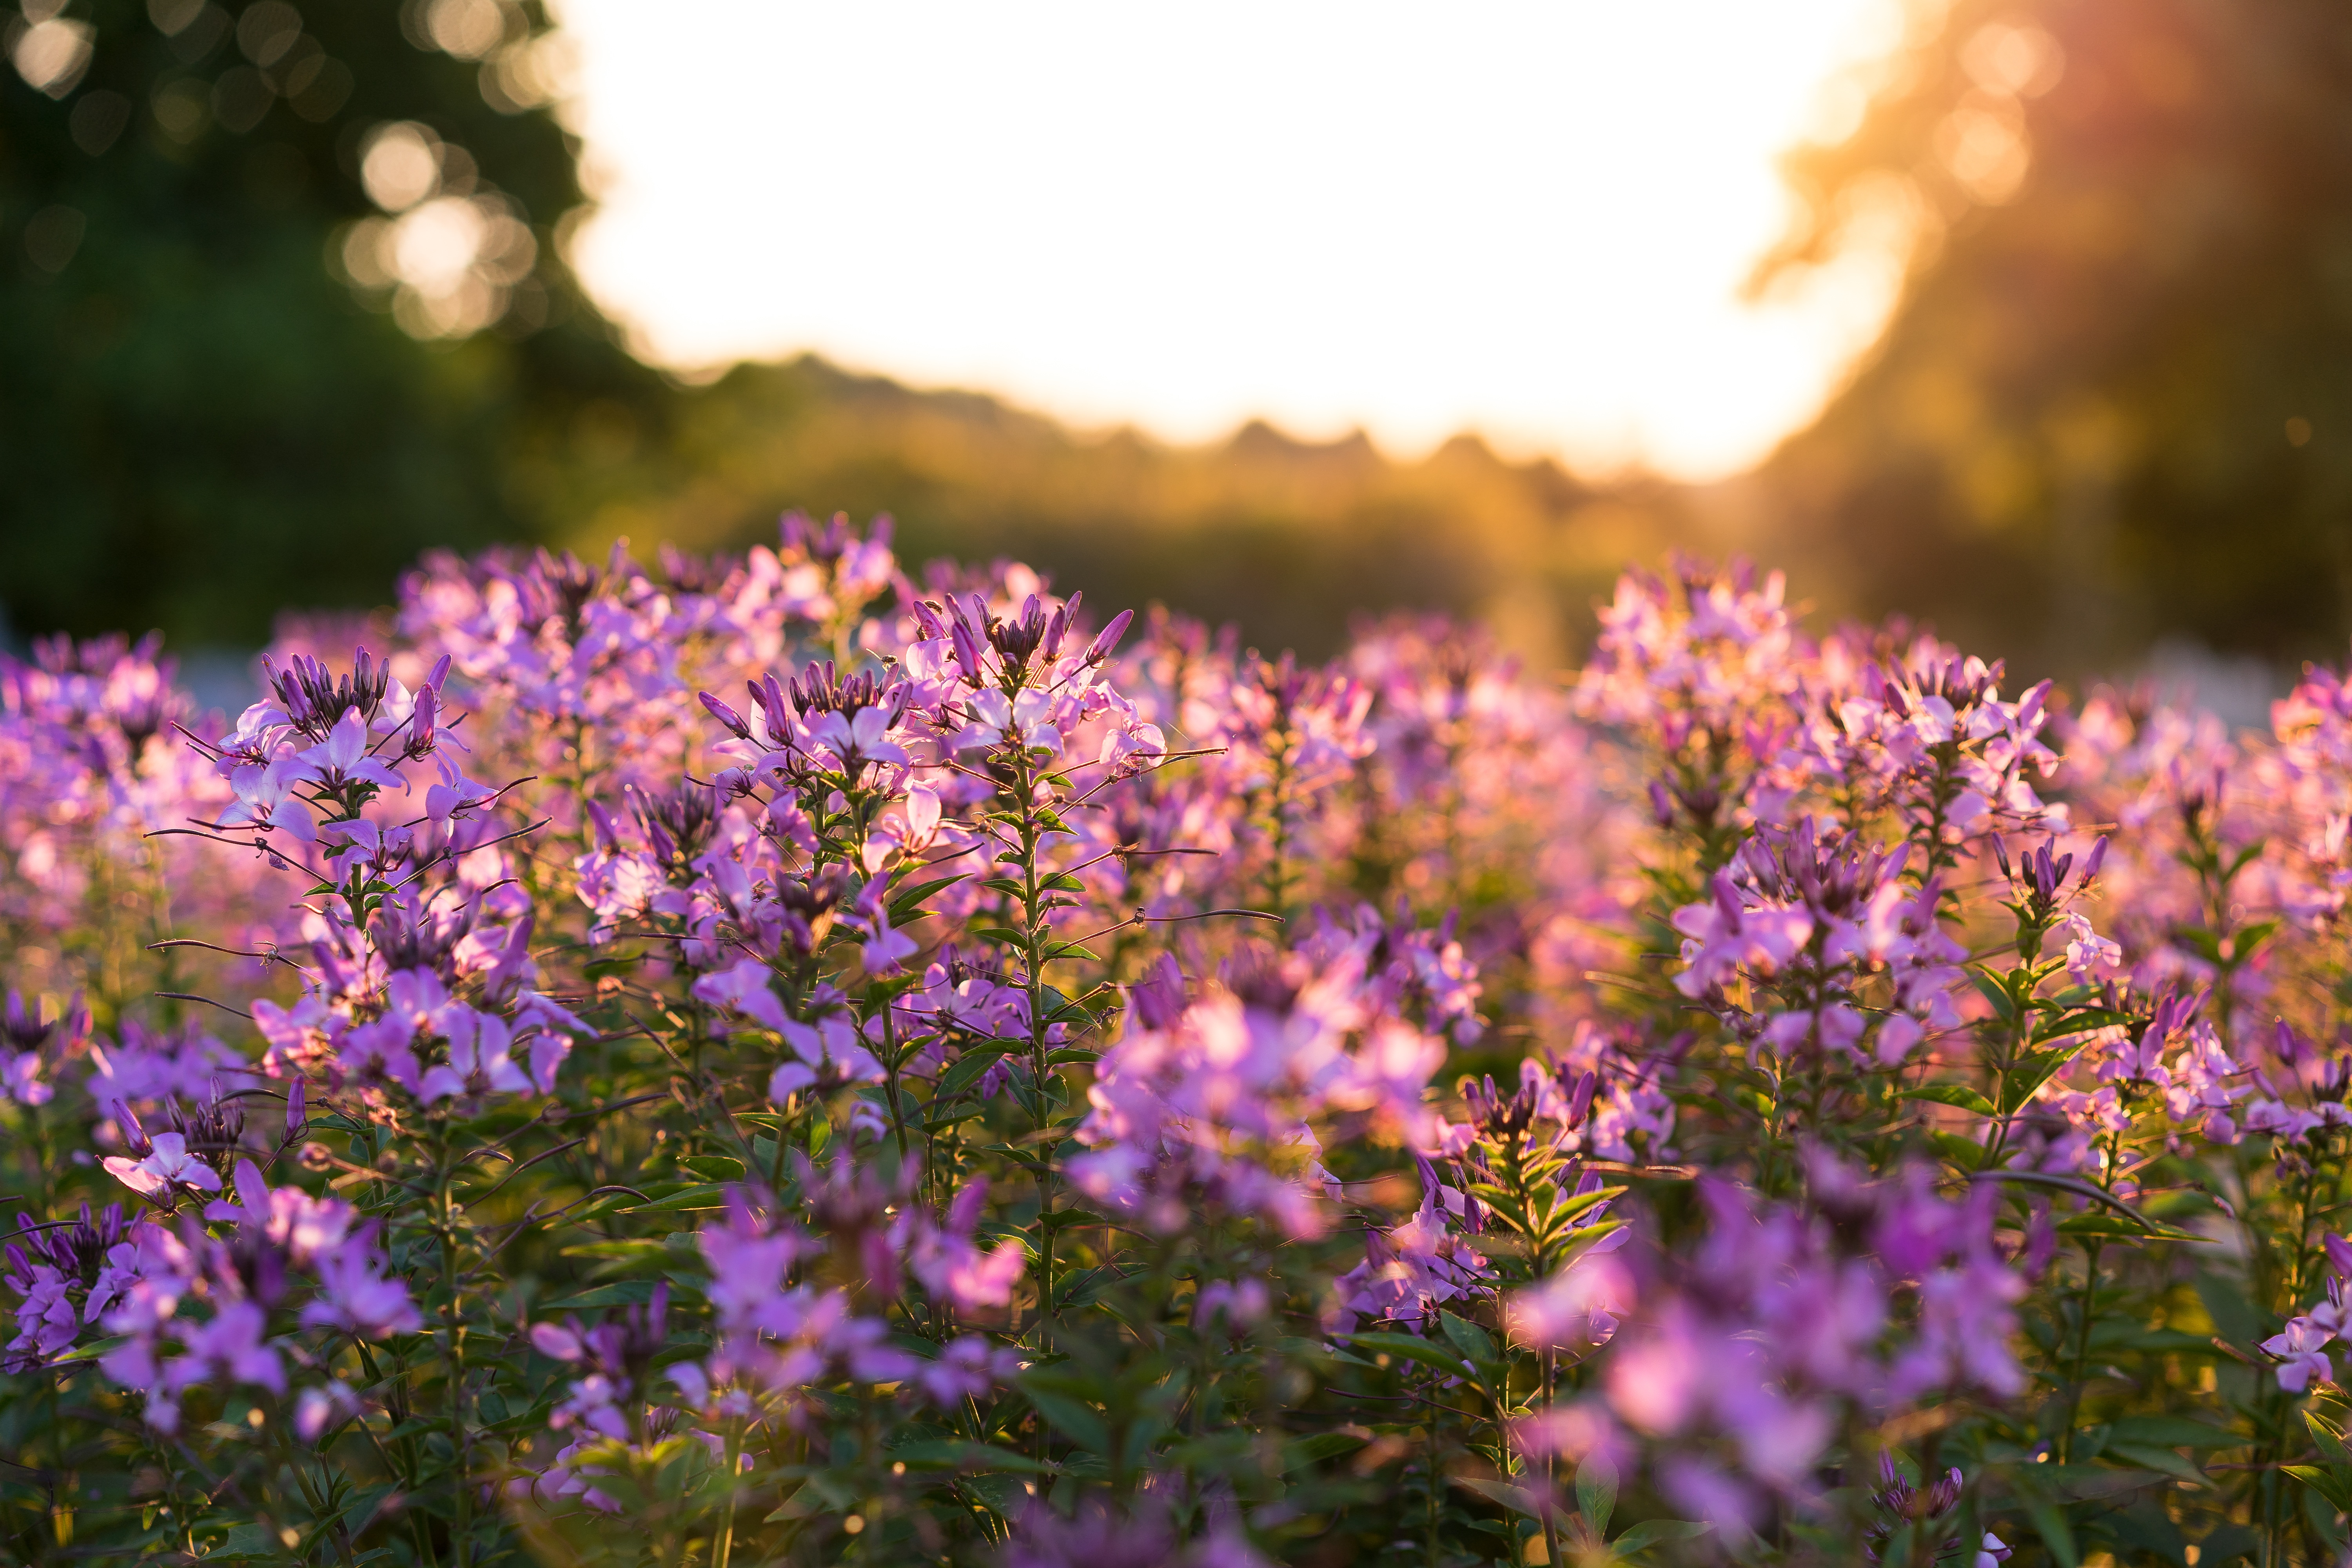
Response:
[438,1143,471,1568]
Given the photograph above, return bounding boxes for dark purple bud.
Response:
[2276,1019,2307,1068]
[750,673,791,736]
[1086,608,1135,664]
[2079,835,2109,888]
[426,653,452,691]
[409,684,437,753]
[115,1101,151,1156]
[2022,1203,2056,1279]
[699,692,751,739]
[2327,1232,2352,1281]
[1648,780,1673,828]
[286,1079,306,1134]
[1566,1069,1598,1126]
[1712,870,1742,921]
[951,621,983,686]
[586,800,622,852]
[1041,604,1068,662]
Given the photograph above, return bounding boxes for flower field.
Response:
[6,516,2352,1567]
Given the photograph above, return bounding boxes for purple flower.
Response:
[693,958,791,1035]
[167,1300,284,1397]
[915,1334,1022,1406]
[908,1182,1028,1313]
[292,707,403,793]
[102,1131,221,1201]
[299,1224,420,1338]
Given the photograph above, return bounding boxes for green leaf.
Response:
[1341,1330,1476,1380]
[206,1523,283,1561]
[47,1332,128,1365]
[2104,1443,2209,1487]
[1929,1131,1987,1172]
[1969,967,2019,1021]
[934,1044,1013,1102]
[959,1473,1038,1517]
[2312,1410,2352,1469]
[1018,1378,1111,1454]
[2014,1478,2080,1568]
[1577,1453,1619,1537]
[1609,1519,1712,1555]
[971,924,1033,947]
[2109,1416,2240,1450]
[2030,1005,2129,1045]
[1281,1431,1370,1473]
[617,1183,728,1213]
[1437,1308,1498,1367]
[676,1155,743,1181]
[559,1240,669,1261]
[889,874,969,920]
[1998,1045,2082,1114]
[541,1281,663,1311]
[1902,1083,1998,1117]
[2196,1523,2262,1565]
[2282,1465,2352,1512]
[1451,1475,1543,1518]
[884,1439,1058,1475]
[2033,1464,2166,1502]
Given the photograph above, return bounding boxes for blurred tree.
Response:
[0,0,669,644]
[548,354,1679,664]
[1752,0,2352,674]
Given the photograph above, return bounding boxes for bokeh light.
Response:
[336,117,540,338]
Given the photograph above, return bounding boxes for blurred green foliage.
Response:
[1752,0,2352,675]
[0,0,669,645]
[552,356,1675,662]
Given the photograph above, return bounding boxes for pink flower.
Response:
[1506,1248,1633,1352]
[1671,873,1814,997]
[916,1334,1022,1405]
[102,1132,222,1200]
[693,959,790,1034]
[299,1228,421,1338]
[291,707,403,793]
[2263,1316,2337,1392]
[952,688,1063,756]
[909,1182,1029,1312]
[2058,911,2122,985]
[167,1299,283,1397]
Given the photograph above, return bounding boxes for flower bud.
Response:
[699,692,751,739]
[1086,608,1135,665]
[408,683,436,755]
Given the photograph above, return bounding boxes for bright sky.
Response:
[550,1,1911,481]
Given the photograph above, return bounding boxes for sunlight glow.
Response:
[550,0,1911,480]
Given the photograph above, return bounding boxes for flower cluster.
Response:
[10,521,2352,1567]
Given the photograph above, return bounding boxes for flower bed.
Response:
[3,520,2350,1566]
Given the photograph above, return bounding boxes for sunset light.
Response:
[552,0,1916,479]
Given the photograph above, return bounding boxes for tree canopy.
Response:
[1752,0,2352,674]
[0,0,668,644]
